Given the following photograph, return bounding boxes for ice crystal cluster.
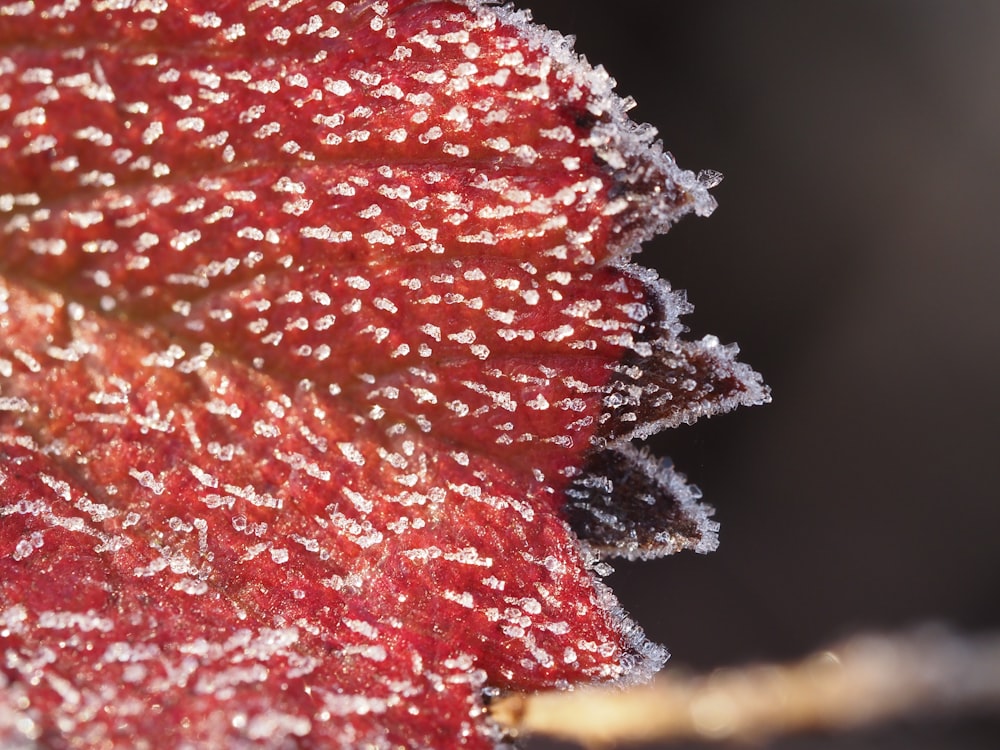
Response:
[0,1,768,747]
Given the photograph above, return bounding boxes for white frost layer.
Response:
[583,549,670,688]
[472,0,719,244]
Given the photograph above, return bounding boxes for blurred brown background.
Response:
[521,1,1000,748]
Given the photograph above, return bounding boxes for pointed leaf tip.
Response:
[568,443,720,561]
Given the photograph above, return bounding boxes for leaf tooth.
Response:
[594,268,771,445]
[567,443,719,561]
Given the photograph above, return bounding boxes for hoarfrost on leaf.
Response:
[0,1,768,748]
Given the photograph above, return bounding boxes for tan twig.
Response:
[490,626,1000,747]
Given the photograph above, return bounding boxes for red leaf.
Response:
[0,1,769,747]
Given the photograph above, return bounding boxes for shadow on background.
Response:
[519,1,1000,747]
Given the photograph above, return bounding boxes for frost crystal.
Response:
[0,1,768,748]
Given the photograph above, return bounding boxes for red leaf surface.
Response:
[0,1,769,747]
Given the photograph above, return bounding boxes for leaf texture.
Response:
[0,1,769,747]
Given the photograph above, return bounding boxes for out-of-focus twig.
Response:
[490,627,1000,748]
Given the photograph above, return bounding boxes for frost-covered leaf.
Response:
[0,1,769,747]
